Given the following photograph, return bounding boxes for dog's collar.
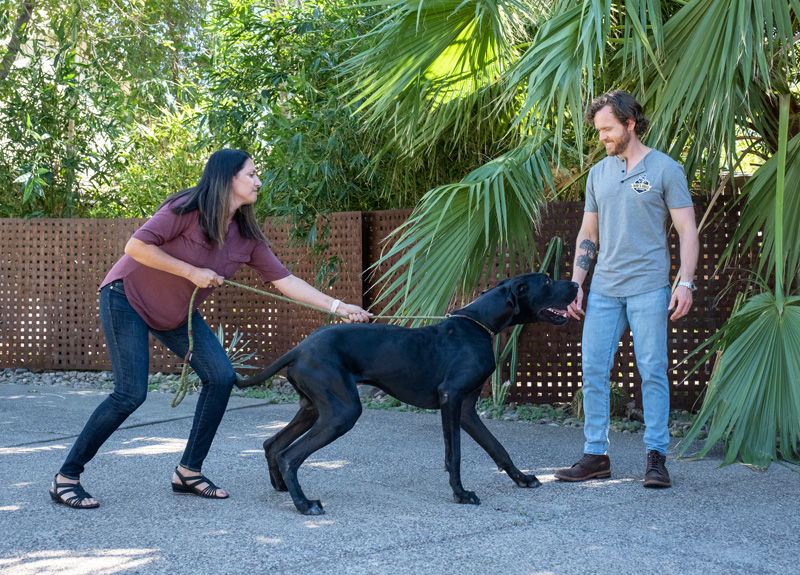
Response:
[446,313,495,337]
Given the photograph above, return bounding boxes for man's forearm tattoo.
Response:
[576,239,597,271]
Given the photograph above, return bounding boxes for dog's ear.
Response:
[486,277,511,295]
[482,276,513,295]
[506,282,524,315]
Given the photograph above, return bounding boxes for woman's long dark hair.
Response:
[159,149,268,247]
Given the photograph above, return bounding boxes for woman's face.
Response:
[230,158,261,214]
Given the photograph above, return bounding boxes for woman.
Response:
[50,149,371,508]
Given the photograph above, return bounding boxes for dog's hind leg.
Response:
[460,391,541,488]
[263,397,318,492]
[277,388,362,515]
[438,386,480,505]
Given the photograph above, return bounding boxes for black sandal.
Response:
[49,475,99,509]
[171,467,229,499]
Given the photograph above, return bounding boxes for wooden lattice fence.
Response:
[503,199,743,411]
[0,213,364,374]
[0,200,744,410]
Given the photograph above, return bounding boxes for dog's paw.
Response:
[514,474,542,489]
[297,499,325,515]
[453,491,481,505]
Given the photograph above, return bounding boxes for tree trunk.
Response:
[0,1,36,82]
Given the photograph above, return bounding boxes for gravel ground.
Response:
[1,367,703,438]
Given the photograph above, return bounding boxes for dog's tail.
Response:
[235,350,296,389]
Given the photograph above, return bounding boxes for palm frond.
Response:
[616,0,665,86]
[638,0,800,185]
[678,293,800,468]
[341,0,537,157]
[368,134,556,322]
[508,0,664,156]
[679,93,800,469]
[718,133,800,292]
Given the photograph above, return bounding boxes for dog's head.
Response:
[493,273,578,327]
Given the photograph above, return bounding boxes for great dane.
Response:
[236,273,578,515]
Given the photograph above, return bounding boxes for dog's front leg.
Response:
[439,387,480,505]
[460,393,541,488]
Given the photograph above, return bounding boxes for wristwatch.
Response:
[678,281,696,292]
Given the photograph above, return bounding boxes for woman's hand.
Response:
[336,303,372,323]
[188,267,224,289]
[126,238,223,288]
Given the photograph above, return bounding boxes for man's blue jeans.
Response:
[60,280,237,479]
[581,286,671,456]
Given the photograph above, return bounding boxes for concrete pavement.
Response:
[0,382,797,575]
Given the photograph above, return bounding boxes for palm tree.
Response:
[341,0,800,467]
[678,95,800,468]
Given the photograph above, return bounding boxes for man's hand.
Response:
[668,286,693,320]
[567,286,585,320]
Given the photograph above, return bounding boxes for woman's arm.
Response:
[125,237,224,289]
[271,274,371,323]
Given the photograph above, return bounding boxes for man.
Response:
[556,90,699,488]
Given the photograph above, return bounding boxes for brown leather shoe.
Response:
[643,450,671,488]
[554,454,611,482]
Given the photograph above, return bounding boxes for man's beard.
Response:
[606,130,631,156]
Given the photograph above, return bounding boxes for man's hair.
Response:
[585,90,650,137]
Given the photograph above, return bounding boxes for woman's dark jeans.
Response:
[59,280,237,479]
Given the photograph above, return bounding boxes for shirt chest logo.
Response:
[631,174,651,194]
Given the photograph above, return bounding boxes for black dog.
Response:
[237,273,578,515]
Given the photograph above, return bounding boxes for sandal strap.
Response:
[65,483,92,500]
[183,474,218,489]
[62,493,90,508]
[174,467,221,497]
[55,479,92,498]
[184,475,220,496]
[52,476,95,508]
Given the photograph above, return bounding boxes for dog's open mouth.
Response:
[538,307,569,325]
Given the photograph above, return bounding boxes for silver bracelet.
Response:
[330,299,342,314]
